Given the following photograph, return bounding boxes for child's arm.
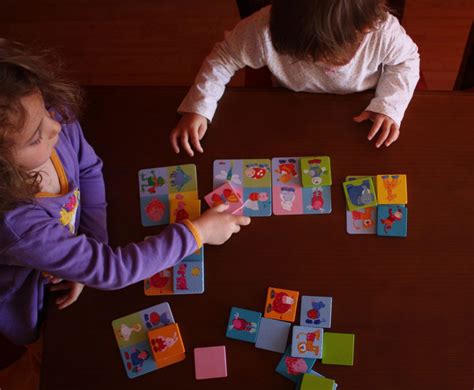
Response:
[3,205,250,290]
[355,15,420,148]
[67,121,109,243]
[171,7,269,156]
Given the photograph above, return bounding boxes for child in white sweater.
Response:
[171,0,419,155]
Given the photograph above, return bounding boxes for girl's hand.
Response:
[353,111,400,148]
[170,113,208,157]
[192,203,251,245]
[42,272,63,285]
[49,281,85,310]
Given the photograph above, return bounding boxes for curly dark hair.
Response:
[0,39,83,214]
[270,0,389,64]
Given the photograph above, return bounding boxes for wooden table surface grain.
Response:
[40,87,474,390]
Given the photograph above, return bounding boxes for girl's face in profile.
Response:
[11,92,62,171]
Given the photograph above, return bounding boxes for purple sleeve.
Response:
[67,121,109,243]
[4,220,199,290]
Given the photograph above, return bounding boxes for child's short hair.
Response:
[270,0,388,63]
[0,39,82,214]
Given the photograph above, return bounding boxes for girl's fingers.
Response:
[214,203,230,213]
[57,296,76,310]
[367,115,384,140]
[55,295,69,305]
[375,120,391,148]
[234,215,251,226]
[384,124,400,147]
[49,282,72,292]
[353,111,371,123]
[170,129,180,154]
[190,128,204,154]
[198,122,207,140]
[232,224,241,233]
[180,132,194,157]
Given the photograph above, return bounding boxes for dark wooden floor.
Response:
[1,0,473,90]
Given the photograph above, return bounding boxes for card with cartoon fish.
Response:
[111,302,175,378]
[272,157,332,215]
[138,164,198,226]
[213,159,272,217]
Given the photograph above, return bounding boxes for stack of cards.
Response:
[112,303,185,378]
[343,175,408,237]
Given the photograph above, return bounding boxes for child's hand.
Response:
[170,113,208,157]
[42,272,63,284]
[49,281,85,310]
[353,111,400,148]
[192,203,251,245]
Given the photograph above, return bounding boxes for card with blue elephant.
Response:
[138,164,198,226]
[213,159,272,217]
[272,157,332,215]
[111,302,175,378]
[342,176,378,211]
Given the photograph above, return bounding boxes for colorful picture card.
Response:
[169,198,201,224]
[226,307,262,343]
[300,296,333,328]
[342,176,377,211]
[265,287,299,322]
[376,174,408,205]
[138,164,198,226]
[204,181,244,215]
[148,323,185,369]
[346,207,377,234]
[377,205,408,237]
[144,247,204,296]
[291,326,323,359]
[276,345,316,383]
[112,303,175,378]
[300,156,332,187]
[213,159,272,217]
[272,157,332,215]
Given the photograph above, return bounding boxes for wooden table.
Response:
[40,87,474,390]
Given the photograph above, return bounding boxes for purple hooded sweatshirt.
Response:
[0,119,201,345]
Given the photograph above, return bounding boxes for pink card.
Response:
[194,346,227,380]
[204,182,243,214]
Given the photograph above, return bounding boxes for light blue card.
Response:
[300,296,332,328]
[291,326,324,359]
[255,318,291,353]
